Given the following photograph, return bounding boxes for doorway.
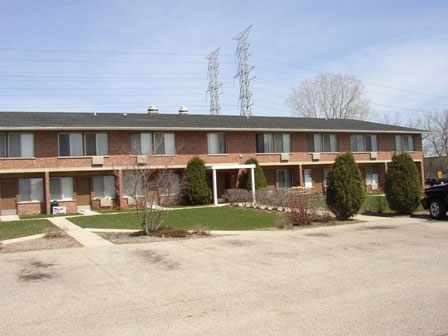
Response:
[75,177,91,209]
[0,180,17,215]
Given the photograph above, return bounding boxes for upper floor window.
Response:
[130,132,175,155]
[307,134,338,152]
[8,133,34,158]
[208,133,227,154]
[85,133,108,156]
[59,133,83,156]
[0,133,5,157]
[256,133,291,153]
[393,135,415,152]
[50,177,74,200]
[351,134,378,152]
[19,178,43,202]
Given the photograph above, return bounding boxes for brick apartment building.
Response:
[0,110,424,216]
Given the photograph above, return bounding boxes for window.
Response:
[123,174,143,197]
[0,133,5,157]
[160,173,181,196]
[131,132,175,155]
[19,178,43,202]
[393,135,414,152]
[276,169,292,188]
[93,176,115,198]
[351,134,378,152]
[365,167,379,185]
[59,133,83,156]
[303,169,313,188]
[208,133,227,154]
[257,133,291,153]
[307,134,337,152]
[8,133,34,157]
[323,167,331,188]
[154,133,175,155]
[85,133,108,156]
[130,133,153,155]
[50,177,73,200]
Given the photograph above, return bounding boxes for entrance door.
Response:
[217,172,231,199]
[0,180,17,215]
[75,177,91,206]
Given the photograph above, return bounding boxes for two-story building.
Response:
[0,109,424,215]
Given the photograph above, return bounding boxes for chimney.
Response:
[147,105,159,115]
[179,106,188,115]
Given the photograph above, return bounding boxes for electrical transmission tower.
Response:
[233,25,254,117]
[206,48,222,115]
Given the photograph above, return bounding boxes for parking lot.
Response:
[1,215,448,336]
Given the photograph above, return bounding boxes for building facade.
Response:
[0,111,424,215]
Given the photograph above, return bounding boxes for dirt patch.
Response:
[1,236,81,254]
[135,250,180,270]
[17,259,58,282]
[305,232,332,237]
[97,229,210,245]
[359,225,397,230]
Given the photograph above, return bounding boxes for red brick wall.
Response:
[17,202,44,216]
[0,130,424,170]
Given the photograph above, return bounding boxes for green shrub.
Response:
[240,158,267,190]
[184,157,212,205]
[385,152,421,215]
[326,152,365,220]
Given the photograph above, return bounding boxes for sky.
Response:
[0,0,447,123]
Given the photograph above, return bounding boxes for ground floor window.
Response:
[365,167,379,190]
[19,178,43,202]
[323,167,331,188]
[50,177,73,200]
[93,176,115,198]
[303,169,313,188]
[159,173,181,196]
[276,169,292,188]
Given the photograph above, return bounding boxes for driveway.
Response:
[1,215,448,336]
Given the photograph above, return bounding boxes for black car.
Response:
[425,176,448,186]
[422,183,448,219]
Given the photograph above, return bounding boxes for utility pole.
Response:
[233,25,254,117]
[206,48,222,115]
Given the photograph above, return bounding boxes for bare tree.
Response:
[287,73,371,120]
[120,136,184,235]
[418,109,448,172]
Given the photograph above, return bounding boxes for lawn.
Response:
[69,206,284,231]
[0,220,56,240]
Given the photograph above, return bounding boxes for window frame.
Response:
[207,133,228,154]
[256,133,291,153]
[307,133,338,153]
[58,133,83,157]
[19,177,43,203]
[276,169,293,188]
[7,133,34,158]
[393,134,415,152]
[92,175,116,199]
[0,133,5,158]
[50,177,74,201]
[351,134,378,152]
[84,132,109,156]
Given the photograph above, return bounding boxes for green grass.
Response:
[19,213,81,220]
[69,206,284,231]
[0,220,56,240]
[361,194,424,214]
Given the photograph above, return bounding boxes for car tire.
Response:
[429,199,446,220]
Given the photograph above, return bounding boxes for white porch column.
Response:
[212,168,218,206]
[250,167,256,204]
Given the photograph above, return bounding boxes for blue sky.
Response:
[1,0,447,122]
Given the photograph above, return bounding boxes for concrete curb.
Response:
[2,233,45,245]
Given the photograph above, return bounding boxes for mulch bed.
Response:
[1,234,81,254]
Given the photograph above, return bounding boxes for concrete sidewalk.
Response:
[48,217,113,247]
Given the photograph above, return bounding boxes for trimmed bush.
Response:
[240,158,267,190]
[326,152,365,220]
[184,157,212,205]
[385,152,421,215]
